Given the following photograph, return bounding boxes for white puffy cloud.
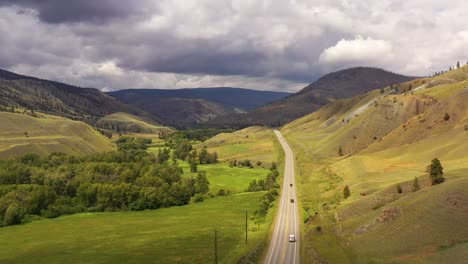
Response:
[319,36,394,70]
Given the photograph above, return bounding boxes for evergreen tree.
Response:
[338,146,344,156]
[457,61,461,69]
[343,185,350,199]
[428,158,444,185]
[396,184,402,194]
[412,177,420,192]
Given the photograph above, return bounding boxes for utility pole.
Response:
[214,229,218,264]
[245,210,248,245]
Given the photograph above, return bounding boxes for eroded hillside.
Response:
[282,66,468,263]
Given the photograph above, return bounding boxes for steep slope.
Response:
[0,112,115,159]
[209,67,416,127]
[107,88,292,127]
[0,68,160,125]
[281,66,468,263]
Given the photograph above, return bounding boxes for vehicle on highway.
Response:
[289,234,296,242]
[290,198,294,203]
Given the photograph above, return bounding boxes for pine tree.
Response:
[457,61,461,69]
[343,185,350,199]
[428,158,444,185]
[412,177,420,192]
[397,184,403,194]
[338,146,343,156]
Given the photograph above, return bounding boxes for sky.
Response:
[1,0,467,92]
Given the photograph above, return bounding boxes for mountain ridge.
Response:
[108,87,292,127]
[206,67,418,127]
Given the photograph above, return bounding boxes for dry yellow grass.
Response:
[200,126,279,165]
[0,112,114,158]
[281,67,468,263]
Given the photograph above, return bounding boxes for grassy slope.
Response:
[98,112,173,136]
[0,112,114,158]
[0,192,271,264]
[200,126,279,165]
[281,66,468,263]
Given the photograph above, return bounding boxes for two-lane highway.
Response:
[265,130,300,264]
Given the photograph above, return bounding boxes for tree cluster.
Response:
[228,159,254,168]
[251,163,280,219]
[0,137,209,227]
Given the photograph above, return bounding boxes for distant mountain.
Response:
[207,67,418,127]
[0,68,161,126]
[108,88,292,127]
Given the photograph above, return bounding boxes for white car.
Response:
[288,234,296,242]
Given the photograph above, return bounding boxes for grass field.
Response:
[0,111,114,159]
[177,161,270,194]
[201,126,280,166]
[0,192,273,264]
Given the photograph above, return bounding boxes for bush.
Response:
[443,113,450,121]
[193,193,204,203]
[4,202,24,226]
[316,226,322,232]
[217,189,226,196]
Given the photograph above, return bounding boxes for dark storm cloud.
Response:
[0,0,149,23]
[1,0,468,91]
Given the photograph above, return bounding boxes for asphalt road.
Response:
[264,130,300,264]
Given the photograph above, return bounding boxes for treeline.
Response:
[0,137,209,227]
[247,163,280,219]
[162,128,234,142]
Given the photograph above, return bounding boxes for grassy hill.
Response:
[0,68,160,126]
[281,66,468,263]
[200,126,280,166]
[207,67,416,127]
[97,112,173,135]
[108,88,291,127]
[0,112,114,159]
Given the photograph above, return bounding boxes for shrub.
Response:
[4,202,24,226]
[217,189,226,196]
[316,226,322,232]
[443,113,450,121]
[193,194,204,203]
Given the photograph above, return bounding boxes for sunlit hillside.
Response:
[282,65,468,263]
[0,111,115,158]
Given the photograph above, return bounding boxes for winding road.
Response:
[264,130,300,264]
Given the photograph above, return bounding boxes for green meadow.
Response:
[0,192,272,264]
[178,161,270,194]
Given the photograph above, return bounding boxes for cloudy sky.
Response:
[1,0,467,92]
